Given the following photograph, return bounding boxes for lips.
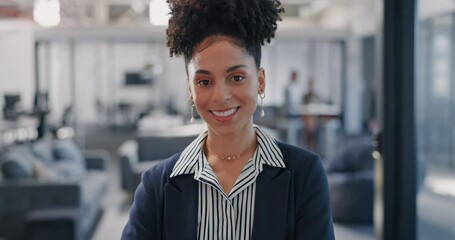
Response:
[210,107,239,122]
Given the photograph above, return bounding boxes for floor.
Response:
[83,124,375,240]
[417,168,455,240]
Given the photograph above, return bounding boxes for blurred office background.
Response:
[0,0,454,239]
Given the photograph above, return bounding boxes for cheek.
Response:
[239,89,259,105]
[248,82,260,100]
[191,90,208,109]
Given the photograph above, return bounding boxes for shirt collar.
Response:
[170,125,285,178]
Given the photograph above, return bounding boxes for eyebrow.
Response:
[226,64,247,73]
[194,64,247,75]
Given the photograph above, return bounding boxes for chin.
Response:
[206,120,253,137]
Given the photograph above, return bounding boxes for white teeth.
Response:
[212,107,237,117]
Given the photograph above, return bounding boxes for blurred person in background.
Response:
[285,70,304,117]
[302,78,323,151]
[284,70,305,145]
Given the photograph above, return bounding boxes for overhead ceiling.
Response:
[0,0,376,30]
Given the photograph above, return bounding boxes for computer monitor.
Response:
[124,71,153,86]
[3,94,21,120]
[4,94,20,106]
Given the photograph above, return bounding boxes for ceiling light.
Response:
[33,0,60,27]
[149,0,169,26]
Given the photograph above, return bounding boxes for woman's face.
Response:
[187,37,265,137]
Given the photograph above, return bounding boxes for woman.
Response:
[122,0,334,239]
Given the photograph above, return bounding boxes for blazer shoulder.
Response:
[276,140,321,170]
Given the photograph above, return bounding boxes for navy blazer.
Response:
[122,141,335,240]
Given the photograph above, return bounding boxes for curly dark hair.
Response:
[166,0,284,68]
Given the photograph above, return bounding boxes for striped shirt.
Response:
[170,125,286,240]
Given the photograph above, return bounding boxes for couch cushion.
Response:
[33,160,86,182]
[32,138,55,166]
[0,145,35,179]
[33,158,56,181]
[326,135,374,173]
[53,139,86,169]
[53,161,85,182]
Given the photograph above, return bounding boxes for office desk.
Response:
[297,104,341,117]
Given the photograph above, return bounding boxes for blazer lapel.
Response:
[252,166,291,240]
[164,174,198,240]
[162,166,291,240]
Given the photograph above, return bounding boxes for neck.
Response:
[205,125,257,160]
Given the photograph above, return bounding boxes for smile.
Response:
[210,107,239,118]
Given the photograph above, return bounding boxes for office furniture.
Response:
[325,134,374,223]
[119,124,204,194]
[0,138,110,240]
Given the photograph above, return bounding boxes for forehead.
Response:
[189,38,253,71]
[195,35,243,52]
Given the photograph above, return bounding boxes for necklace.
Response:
[206,143,257,161]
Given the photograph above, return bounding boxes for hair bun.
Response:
[166,0,284,59]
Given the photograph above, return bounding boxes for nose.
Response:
[212,81,232,103]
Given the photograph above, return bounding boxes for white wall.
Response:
[48,42,72,124]
[0,20,35,117]
[162,52,188,116]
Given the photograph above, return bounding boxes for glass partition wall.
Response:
[417,12,455,240]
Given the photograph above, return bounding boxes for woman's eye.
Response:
[231,75,245,82]
[197,79,211,86]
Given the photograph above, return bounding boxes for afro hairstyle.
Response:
[166,0,284,68]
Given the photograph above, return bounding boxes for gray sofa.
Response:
[119,124,205,194]
[326,133,427,224]
[0,137,109,240]
[325,134,375,223]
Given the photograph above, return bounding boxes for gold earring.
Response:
[259,92,265,117]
